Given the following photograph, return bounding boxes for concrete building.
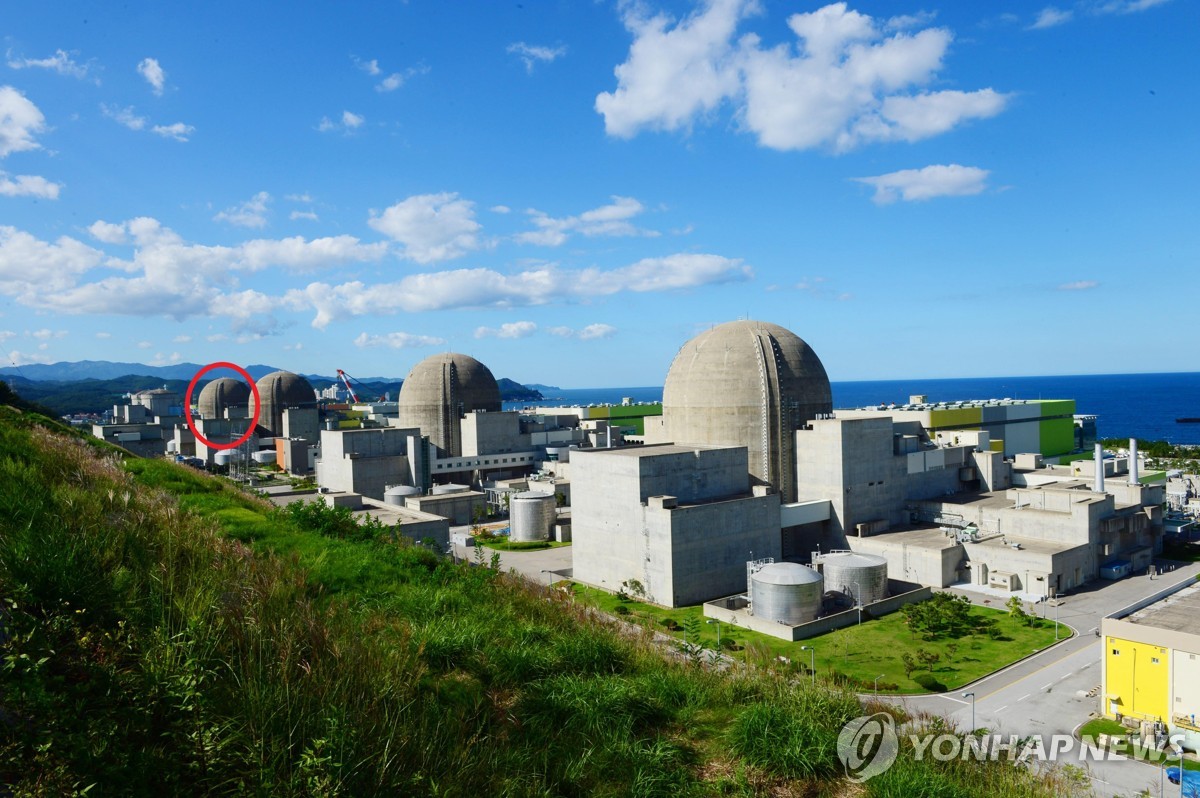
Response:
[255,370,318,439]
[93,386,185,457]
[316,426,427,501]
[837,396,1078,460]
[792,416,1163,597]
[397,353,501,458]
[1101,582,1200,751]
[647,320,833,503]
[571,443,780,607]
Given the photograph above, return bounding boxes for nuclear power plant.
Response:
[90,320,1164,635]
[568,319,1164,636]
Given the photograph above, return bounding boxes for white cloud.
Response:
[29,328,67,340]
[0,219,387,329]
[853,164,990,204]
[596,0,749,137]
[0,86,47,157]
[319,111,365,134]
[290,210,319,221]
[173,334,192,343]
[149,351,181,366]
[137,57,165,95]
[885,11,938,30]
[7,348,51,365]
[137,340,153,349]
[7,49,94,81]
[1030,7,1073,28]
[490,205,511,214]
[101,104,146,131]
[288,252,751,328]
[507,42,568,73]
[0,226,105,298]
[598,1,1010,152]
[550,323,617,340]
[0,171,60,199]
[475,321,538,339]
[151,122,194,141]
[0,330,14,344]
[1059,280,1099,291]
[214,191,271,228]
[1094,0,1170,14]
[88,220,127,244]
[354,57,382,76]
[94,331,112,339]
[285,193,314,203]
[516,196,655,246]
[368,192,481,263]
[354,331,447,349]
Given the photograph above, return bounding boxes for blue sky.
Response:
[1,0,1194,386]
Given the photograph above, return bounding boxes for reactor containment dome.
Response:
[197,377,251,420]
[255,370,316,437]
[661,320,832,503]
[398,353,502,457]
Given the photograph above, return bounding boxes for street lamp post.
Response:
[875,673,885,697]
[1055,600,1060,640]
[801,645,815,685]
[962,692,976,735]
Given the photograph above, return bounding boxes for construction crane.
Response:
[336,369,361,403]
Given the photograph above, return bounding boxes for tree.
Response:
[915,648,941,673]
[901,593,973,639]
[901,653,917,679]
[1006,596,1029,626]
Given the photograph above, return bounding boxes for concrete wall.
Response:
[405,491,486,526]
[572,444,779,607]
[703,586,932,642]
[461,411,530,456]
[282,407,320,441]
[850,535,963,587]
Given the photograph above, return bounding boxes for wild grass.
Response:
[0,408,1094,796]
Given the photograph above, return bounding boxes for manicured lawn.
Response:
[1079,718,1200,770]
[572,584,1068,694]
[479,539,571,551]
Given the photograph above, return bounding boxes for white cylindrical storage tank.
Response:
[751,562,823,625]
[545,446,565,462]
[214,450,237,466]
[820,552,889,606]
[431,483,469,495]
[252,450,276,465]
[166,439,178,453]
[384,485,421,506]
[509,490,556,542]
[325,419,337,431]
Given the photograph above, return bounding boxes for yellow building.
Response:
[1101,583,1200,748]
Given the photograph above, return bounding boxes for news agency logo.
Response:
[837,712,899,783]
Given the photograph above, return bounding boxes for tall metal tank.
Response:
[431,483,469,495]
[819,552,889,606]
[384,485,422,506]
[750,562,823,624]
[509,490,556,542]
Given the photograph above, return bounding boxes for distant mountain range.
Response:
[1,360,543,415]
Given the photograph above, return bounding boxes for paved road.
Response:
[457,536,1200,796]
[892,562,1200,797]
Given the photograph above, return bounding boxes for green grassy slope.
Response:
[0,409,1092,797]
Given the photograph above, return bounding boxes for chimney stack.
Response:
[1094,443,1105,493]
[1128,438,1139,485]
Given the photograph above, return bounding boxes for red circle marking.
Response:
[184,362,262,452]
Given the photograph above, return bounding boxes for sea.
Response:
[504,372,1200,445]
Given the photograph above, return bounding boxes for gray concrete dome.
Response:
[255,370,315,436]
[398,353,501,457]
[197,377,250,420]
[661,320,832,502]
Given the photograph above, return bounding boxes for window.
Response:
[1152,657,1161,664]
[1112,649,1120,656]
